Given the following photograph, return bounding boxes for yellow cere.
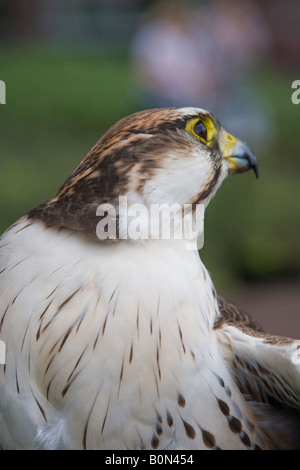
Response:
[221,132,237,158]
[185,116,216,146]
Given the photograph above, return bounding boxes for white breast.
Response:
[0,218,258,449]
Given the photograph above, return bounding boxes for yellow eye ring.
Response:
[185,116,215,145]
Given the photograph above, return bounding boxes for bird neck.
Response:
[95,238,219,339]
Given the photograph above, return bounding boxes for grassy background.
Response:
[1,46,300,300]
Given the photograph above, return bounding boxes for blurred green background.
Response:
[1,0,300,336]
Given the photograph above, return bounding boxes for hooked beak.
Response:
[221,133,259,179]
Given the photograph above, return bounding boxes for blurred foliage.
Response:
[1,46,299,292]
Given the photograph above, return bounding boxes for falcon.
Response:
[0,107,299,450]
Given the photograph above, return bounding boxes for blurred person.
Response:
[130,0,219,108]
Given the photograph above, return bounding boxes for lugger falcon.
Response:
[0,107,299,450]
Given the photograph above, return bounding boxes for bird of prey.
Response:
[0,107,299,450]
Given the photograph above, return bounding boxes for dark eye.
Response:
[193,121,207,141]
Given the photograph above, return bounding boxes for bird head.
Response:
[28,107,258,241]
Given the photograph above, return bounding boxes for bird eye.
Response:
[185,116,215,145]
[193,121,207,141]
